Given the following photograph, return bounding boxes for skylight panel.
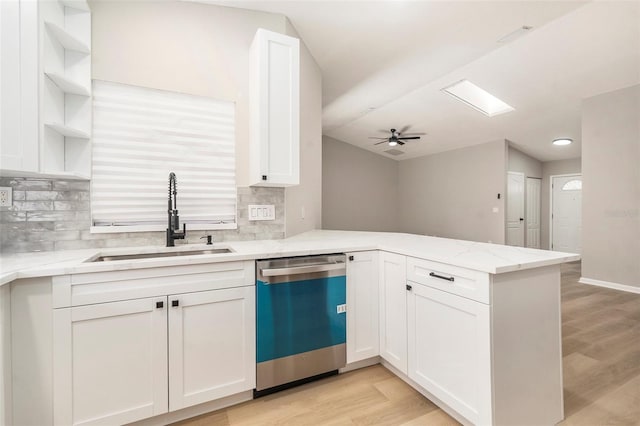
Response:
[442,80,514,117]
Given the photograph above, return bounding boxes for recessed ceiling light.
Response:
[441,80,514,117]
[552,138,572,146]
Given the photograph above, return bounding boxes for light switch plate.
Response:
[248,204,275,221]
[0,187,12,207]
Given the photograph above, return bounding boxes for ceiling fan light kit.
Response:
[370,127,425,147]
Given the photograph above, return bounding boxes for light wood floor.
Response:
[176,262,640,425]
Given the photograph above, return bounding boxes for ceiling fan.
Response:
[369,126,426,147]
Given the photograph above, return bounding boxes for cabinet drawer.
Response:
[53,261,255,308]
[406,257,490,304]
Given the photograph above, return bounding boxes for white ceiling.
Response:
[203,1,640,162]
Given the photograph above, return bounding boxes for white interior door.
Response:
[551,175,582,253]
[526,178,541,249]
[506,172,525,247]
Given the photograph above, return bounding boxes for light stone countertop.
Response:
[0,230,580,287]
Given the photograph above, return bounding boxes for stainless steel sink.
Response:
[90,248,233,262]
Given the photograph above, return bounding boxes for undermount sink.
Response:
[89,248,233,262]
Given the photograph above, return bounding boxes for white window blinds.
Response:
[91,80,236,230]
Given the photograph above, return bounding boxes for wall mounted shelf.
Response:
[44,21,90,54]
[44,71,90,96]
[59,0,90,12]
[44,122,90,139]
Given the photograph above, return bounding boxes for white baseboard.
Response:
[579,277,640,294]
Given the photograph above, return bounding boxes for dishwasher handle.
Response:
[261,262,345,277]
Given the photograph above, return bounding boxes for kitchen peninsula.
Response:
[0,230,578,426]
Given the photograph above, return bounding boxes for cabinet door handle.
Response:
[172,300,180,307]
[156,301,164,309]
[429,272,455,282]
[348,255,354,261]
[406,284,412,291]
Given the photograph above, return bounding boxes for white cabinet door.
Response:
[407,282,492,425]
[168,286,255,411]
[379,251,408,374]
[53,297,168,426]
[250,28,300,187]
[0,0,38,174]
[346,251,379,363]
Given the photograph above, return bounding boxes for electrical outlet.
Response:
[0,187,12,207]
[248,204,275,221]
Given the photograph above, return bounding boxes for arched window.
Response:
[562,180,582,191]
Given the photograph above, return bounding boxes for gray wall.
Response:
[508,145,542,179]
[540,158,582,250]
[398,140,507,243]
[581,84,640,289]
[322,136,400,232]
[0,177,284,253]
[283,20,323,237]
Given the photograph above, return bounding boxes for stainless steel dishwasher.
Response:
[255,254,347,396]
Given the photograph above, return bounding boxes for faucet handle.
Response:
[200,234,213,245]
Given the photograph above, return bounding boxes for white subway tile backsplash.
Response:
[0,177,284,254]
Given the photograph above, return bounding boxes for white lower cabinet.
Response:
[407,281,492,425]
[54,285,255,426]
[53,297,169,426]
[378,251,408,374]
[346,251,379,363]
[168,287,255,411]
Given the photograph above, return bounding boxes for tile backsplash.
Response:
[0,177,284,254]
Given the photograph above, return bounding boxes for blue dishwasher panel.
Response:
[256,275,346,363]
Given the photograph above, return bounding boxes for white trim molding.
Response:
[580,277,640,294]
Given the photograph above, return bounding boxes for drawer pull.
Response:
[429,272,455,282]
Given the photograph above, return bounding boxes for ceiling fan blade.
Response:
[398,136,420,140]
[398,140,405,146]
[398,125,411,134]
[374,140,389,145]
[400,132,426,136]
[368,136,388,140]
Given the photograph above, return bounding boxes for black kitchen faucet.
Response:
[166,172,186,247]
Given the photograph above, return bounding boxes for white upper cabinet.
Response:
[0,0,91,179]
[0,0,38,173]
[250,28,300,187]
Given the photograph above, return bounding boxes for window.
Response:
[561,180,582,191]
[91,80,236,232]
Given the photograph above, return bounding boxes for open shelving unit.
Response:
[40,0,91,179]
